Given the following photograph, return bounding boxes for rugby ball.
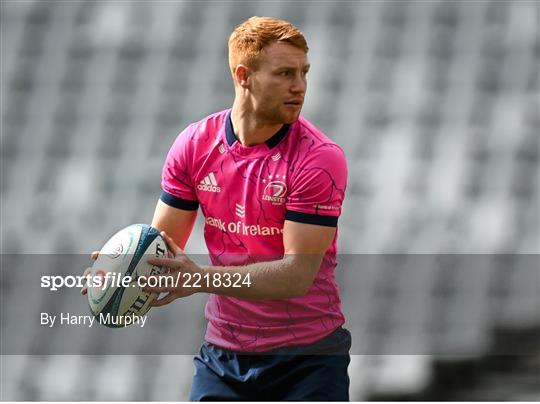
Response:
[87,224,168,327]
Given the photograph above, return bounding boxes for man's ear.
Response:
[234,64,250,88]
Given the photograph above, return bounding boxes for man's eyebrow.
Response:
[274,64,311,71]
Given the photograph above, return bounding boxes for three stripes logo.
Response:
[235,203,245,218]
[197,172,221,193]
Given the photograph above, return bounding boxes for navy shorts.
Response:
[189,327,351,401]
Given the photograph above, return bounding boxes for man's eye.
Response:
[280,71,290,76]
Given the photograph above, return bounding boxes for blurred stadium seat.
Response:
[1,0,538,400]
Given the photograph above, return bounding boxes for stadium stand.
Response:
[1,0,538,400]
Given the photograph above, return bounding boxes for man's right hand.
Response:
[81,251,100,295]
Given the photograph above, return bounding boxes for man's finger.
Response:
[151,292,177,307]
[147,256,181,269]
[81,267,92,295]
[143,284,173,294]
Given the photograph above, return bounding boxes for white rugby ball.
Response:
[87,224,168,327]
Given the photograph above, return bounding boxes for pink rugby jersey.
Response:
[161,109,348,352]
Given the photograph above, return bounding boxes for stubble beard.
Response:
[260,105,302,125]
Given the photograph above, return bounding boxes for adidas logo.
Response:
[218,144,226,154]
[197,172,221,193]
[235,203,245,218]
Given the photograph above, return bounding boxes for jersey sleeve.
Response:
[160,124,199,211]
[285,144,347,227]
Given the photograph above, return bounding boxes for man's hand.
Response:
[143,231,199,307]
[80,250,99,295]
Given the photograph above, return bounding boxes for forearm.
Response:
[198,255,321,300]
[151,200,197,250]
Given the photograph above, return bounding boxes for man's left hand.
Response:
[143,231,201,306]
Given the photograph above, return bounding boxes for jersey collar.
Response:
[225,111,290,149]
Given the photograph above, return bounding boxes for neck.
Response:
[230,102,283,146]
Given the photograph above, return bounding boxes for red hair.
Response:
[228,16,308,75]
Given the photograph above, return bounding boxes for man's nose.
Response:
[291,73,306,93]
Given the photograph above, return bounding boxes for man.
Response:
[87,16,350,401]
